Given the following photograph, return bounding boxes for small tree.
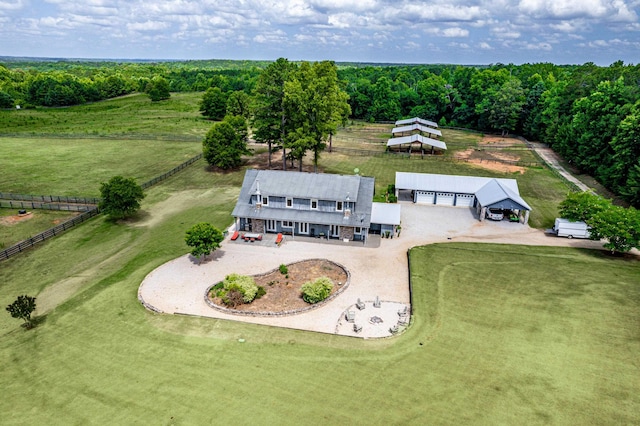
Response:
[6,295,37,329]
[301,277,334,304]
[185,222,224,263]
[145,76,170,102]
[202,116,250,170]
[559,191,609,222]
[200,87,227,120]
[99,176,145,220]
[589,205,640,254]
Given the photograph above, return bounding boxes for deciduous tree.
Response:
[185,222,224,263]
[6,295,37,329]
[200,87,227,120]
[202,116,250,169]
[99,176,145,220]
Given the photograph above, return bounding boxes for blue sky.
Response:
[1,0,638,65]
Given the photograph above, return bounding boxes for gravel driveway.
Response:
[138,204,606,338]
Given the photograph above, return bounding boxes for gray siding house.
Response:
[232,170,374,242]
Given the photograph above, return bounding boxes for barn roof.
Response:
[386,134,447,150]
[392,124,442,137]
[395,117,438,128]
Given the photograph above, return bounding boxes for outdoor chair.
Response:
[230,231,239,241]
[353,324,362,333]
[346,310,355,323]
[373,296,381,308]
[356,298,365,310]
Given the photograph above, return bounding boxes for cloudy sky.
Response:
[1,0,638,65]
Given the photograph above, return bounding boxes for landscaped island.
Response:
[206,259,349,315]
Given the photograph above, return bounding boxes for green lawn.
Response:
[1,201,637,424]
[0,209,79,248]
[0,93,212,137]
[0,137,201,196]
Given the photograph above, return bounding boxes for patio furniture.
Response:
[353,323,362,333]
[275,233,283,245]
[389,325,399,334]
[373,296,381,308]
[230,231,240,241]
[345,310,355,323]
[356,298,365,310]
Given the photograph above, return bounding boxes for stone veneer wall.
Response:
[252,219,265,233]
[339,226,354,241]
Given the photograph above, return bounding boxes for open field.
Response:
[2,96,636,423]
[0,93,212,137]
[1,216,638,423]
[0,209,79,248]
[0,137,201,196]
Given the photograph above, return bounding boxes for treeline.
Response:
[0,59,638,206]
[0,61,264,107]
[338,62,640,206]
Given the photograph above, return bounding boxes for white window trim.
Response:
[311,199,318,210]
[336,201,343,212]
[355,226,362,234]
[282,221,293,228]
[286,197,293,208]
[262,196,269,206]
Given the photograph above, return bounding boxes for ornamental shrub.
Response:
[223,273,258,303]
[301,277,334,304]
[279,264,288,275]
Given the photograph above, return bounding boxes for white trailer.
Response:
[553,218,591,239]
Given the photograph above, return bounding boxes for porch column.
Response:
[524,210,530,225]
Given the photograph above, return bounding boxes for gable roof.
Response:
[387,134,447,151]
[392,124,442,137]
[474,179,531,210]
[395,117,438,128]
[395,172,530,210]
[232,170,375,227]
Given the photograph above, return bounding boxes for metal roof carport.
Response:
[395,117,438,128]
[394,172,531,224]
[392,124,442,138]
[386,134,447,153]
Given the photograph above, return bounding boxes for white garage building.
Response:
[395,172,531,224]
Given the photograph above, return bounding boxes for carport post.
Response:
[479,206,486,221]
[524,210,530,225]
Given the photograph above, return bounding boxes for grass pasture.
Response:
[1,225,637,423]
[0,209,79,248]
[0,137,201,196]
[0,93,212,137]
[1,95,637,423]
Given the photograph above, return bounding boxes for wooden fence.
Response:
[0,153,204,262]
[140,153,203,189]
[0,207,100,261]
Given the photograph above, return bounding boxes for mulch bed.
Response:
[208,259,348,313]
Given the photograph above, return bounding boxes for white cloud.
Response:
[517,0,637,21]
[128,20,170,31]
[441,27,469,37]
[479,41,493,49]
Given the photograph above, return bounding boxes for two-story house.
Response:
[232,169,374,242]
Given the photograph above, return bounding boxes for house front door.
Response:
[330,225,340,238]
[266,220,277,232]
[298,222,309,235]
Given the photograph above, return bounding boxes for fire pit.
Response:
[369,316,384,325]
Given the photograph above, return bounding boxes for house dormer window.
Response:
[311,199,318,210]
[336,201,343,212]
[286,197,293,208]
[262,196,268,206]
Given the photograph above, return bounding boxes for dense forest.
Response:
[0,58,638,206]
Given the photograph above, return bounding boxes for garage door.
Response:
[435,193,455,206]
[415,191,435,204]
[455,193,475,207]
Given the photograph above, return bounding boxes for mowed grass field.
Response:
[1,95,638,423]
[0,209,80,248]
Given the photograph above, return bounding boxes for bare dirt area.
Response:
[480,135,524,147]
[0,212,33,226]
[208,259,348,313]
[454,148,526,174]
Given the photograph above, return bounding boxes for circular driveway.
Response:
[138,203,605,337]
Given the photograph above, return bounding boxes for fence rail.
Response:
[0,192,100,205]
[0,207,100,261]
[0,200,95,211]
[140,153,203,189]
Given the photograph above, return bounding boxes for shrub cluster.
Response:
[301,277,334,304]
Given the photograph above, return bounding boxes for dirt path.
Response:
[529,142,592,192]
